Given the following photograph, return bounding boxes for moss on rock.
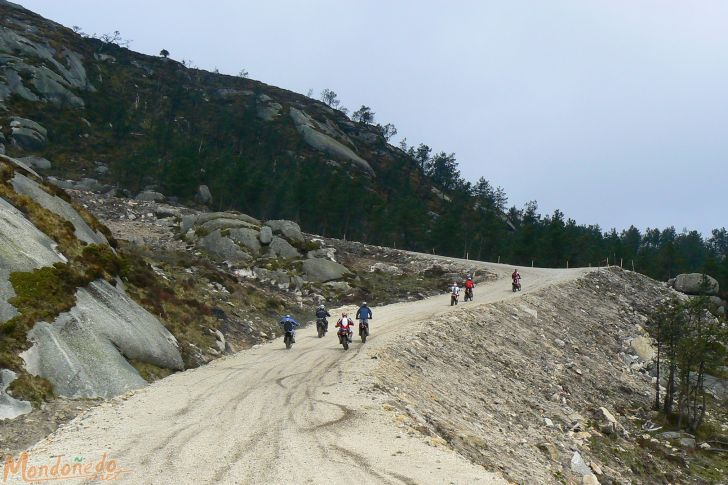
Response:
[6,374,55,406]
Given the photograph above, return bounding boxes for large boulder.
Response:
[228,227,261,254]
[199,229,252,263]
[0,27,91,108]
[268,236,300,259]
[630,336,655,362]
[265,219,304,243]
[29,66,85,107]
[21,280,184,399]
[593,407,621,435]
[703,372,728,400]
[0,197,66,322]
[0,369,32,420]
[1,154,39,178]
[256,94,282,121]
[9,117,47,150]
[289,107,374,176]
[674,273,719,296]
[10,172,106,245]
[307,247,336,261]
[17,156,51,170]
[47,177,110,193]
[0,66,39,105]
[259,226,273,245]
[135,190,166,202]
[198,218,257,234]
[302,258,351,283]
[370,262,403,275]
[196,184,212,205]
[180,212,260,233]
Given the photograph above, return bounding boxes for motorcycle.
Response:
[512,280,521,292]
[464,287,473,302]
[337,326,352,350]
[283,330,295,350]
[359,319,369,343]
[316,318,327,338]
[451,292,459,306]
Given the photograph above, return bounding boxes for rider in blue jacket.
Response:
[356,302,372,322]
[279,314,300,342]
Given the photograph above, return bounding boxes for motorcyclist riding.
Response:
[356,301,372,324]
[335,312,354,342]
[356,301,373,341]
[450,282,460,305]
[279,314,300,342]
[315,304,331,332]
[512,269,522,290]
[464,276,475,299]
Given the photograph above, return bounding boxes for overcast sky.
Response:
[20,0,728,235]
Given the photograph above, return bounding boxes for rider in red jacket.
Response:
[335,313,354,342]
[512,269,521,288]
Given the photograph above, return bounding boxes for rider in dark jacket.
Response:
[315,305,331,330]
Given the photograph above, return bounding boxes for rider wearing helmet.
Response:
[464,275,475,299]
[450,282,460,296]
[356,301,372,323]
[315,304,331,331]
[279,314,300,342]
[512,269,521,289]
[335,312,354,342]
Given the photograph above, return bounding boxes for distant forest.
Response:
[395,143,728,295]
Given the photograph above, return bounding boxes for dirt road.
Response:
[5,261,590,484]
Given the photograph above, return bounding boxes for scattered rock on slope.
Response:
[9,117,47,150]
[265,219,305,243]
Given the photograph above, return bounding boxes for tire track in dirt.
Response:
[8,259,589,484]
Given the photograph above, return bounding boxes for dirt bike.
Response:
[359,319,369,343]
[316,318,327,338]
[451,292,459,306]
[284,330,295,349]
[464,287,473,302]
[512,280,521,292]
[337,326,352,350]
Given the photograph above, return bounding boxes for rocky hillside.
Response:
[0,154,183,414]
[375,268,728,484]
[0,0,484,253]
[0,160,487,455]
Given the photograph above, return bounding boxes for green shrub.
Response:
[8,263,83,323]
[292,238,321,253]
[7,374,55,405]
[0,162,14,182]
